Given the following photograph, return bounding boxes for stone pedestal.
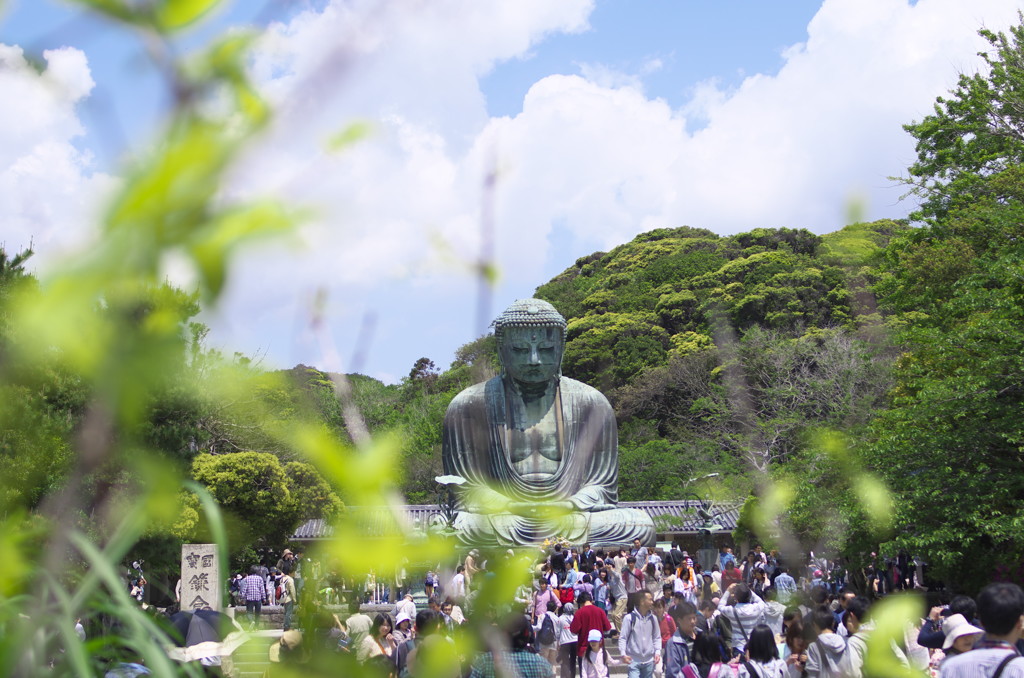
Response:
[698,548,719,573]
[181,543,221,610]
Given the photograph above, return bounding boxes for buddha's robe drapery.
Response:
[442,375,655,546]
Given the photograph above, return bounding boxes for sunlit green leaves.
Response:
[326,120,374,153]
[70,0,223,32]
[862,595,925,678]
[188,201,298,296]
[0,0,308,672]
[154,0,222,31]
[198,32,269,126]
[70,0,138,24]
[853,474,893,535]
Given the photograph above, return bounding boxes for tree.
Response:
[564,312,670,389]
[901,16,1024,221]
[188,451,342,552]
[617,440,700,501]
[0,245,33,317]
[865,243,1024,591]
[615,328,893,475]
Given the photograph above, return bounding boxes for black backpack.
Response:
[538,614,556,645]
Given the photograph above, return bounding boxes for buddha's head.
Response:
[493,299,566,385]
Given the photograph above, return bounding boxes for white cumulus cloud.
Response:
[0,45,112,261]
[203,0,1024,380]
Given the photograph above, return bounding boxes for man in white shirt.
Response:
[450,565,467,600]
[394,593,417,621]
[715,583,768,655]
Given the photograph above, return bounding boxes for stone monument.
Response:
[442,298,656,547]
[180,543,221,610]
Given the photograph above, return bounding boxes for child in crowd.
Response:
[582,628,619,678]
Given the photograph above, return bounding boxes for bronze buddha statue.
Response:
[441,299,655,546]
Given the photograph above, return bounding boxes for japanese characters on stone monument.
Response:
[181,543,220,611]
[442,298,656,547]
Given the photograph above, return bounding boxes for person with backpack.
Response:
[624,557,646,596]
[619,591,661,678]
[654,597,677,666]
[804,607,845,678]
[279,563,297,631]
[535,600,560,667]
[665,600,700,678]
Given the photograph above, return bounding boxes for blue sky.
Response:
[2,0,1023,383]
[481,1,825,120]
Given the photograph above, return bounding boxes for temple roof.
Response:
[291,500,741,541]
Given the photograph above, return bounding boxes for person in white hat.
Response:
[394,611,414,644]
[941,614,984,661]
[582,628,619,678]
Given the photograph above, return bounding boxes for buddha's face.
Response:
[499,326,563,384]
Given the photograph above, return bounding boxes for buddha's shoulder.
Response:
[446,376,500,410]
[559,377,612,408]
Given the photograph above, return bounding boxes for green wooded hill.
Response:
[540,222,902,391]
[533,221,905,496]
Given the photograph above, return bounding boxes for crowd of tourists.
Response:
[259,541,1024,678]
[227,548,304,630]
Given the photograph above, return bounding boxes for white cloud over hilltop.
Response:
[0,45,112,259]
[206,0,1024,379]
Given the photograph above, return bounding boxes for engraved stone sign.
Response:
[181,544,220,610]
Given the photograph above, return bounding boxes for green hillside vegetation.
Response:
[528,222,902,499]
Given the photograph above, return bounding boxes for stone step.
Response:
[551,662,631,676]
[229,633,278,678]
